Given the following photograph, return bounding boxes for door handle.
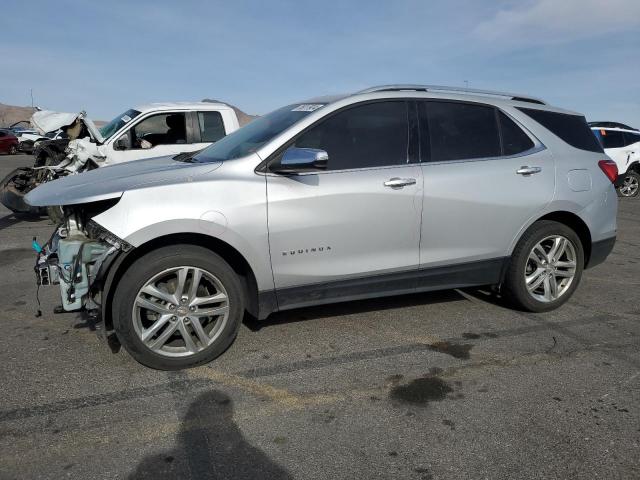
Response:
[516,166,542,176]
[384,177,416,188]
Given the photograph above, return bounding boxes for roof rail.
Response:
[355,84,546,105]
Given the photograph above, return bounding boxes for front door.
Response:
[108,111,196,165]
[266,101,423,307]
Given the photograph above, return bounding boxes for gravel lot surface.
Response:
[0,154,638,479]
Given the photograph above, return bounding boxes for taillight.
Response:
[598,160,618,183]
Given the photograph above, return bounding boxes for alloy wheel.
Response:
[524,235,577,303]
[132,266,230,357]
[619,174,639,197]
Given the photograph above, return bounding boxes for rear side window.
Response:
[624,131,640,147]
[293,101,409,171]
[498,111,534,155]
[518,108,603,153]
[598,129,625,149]
[421,101,501,161]
[198,111,226,143]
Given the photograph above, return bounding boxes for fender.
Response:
[120,218,274,294]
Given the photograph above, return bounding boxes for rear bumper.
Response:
[586,236,616,269]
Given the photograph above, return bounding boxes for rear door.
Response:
[266,101,423,305]
[418,100,555,269]
[622,131,640,168]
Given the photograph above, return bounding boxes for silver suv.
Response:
[27,85,618,370]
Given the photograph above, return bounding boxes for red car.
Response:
[0,129,19,155]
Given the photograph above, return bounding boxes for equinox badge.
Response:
[282,246,332,256]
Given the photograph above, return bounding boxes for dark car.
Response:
[0,129,19,155]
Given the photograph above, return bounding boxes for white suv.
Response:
[591,123,640,197]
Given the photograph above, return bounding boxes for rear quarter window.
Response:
[518,108,603,153]
[498,111,534,155]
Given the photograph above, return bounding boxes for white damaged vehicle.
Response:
[0,102,241,218]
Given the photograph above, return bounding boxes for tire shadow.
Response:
[128,390,291,479]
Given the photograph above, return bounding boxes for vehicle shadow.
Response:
[128,390,291,479]
[244,288,466,331]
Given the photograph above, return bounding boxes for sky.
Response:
[1,0,639,125]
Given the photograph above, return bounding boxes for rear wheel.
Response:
[617,171,640,197]
[8,145,17,155]
[502,220,584,312]
[112,245,245,370]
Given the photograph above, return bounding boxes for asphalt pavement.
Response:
[0,154,638,479]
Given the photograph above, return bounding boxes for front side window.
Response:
[131,112,187,148]
[198,111,226,143]
[292,101,409,171]
[599,130,625,149]
[421,101,501,162]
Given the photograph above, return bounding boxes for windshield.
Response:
[99,108,141,140]
[192,103,326,163]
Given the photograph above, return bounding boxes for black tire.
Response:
[502,220,584,313]
[112,245,245,370]
[616,170,640,198]
[8,145,17,155]
[41,154,66,224]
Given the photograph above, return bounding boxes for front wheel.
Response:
[502,220,584,312]
[112,245,245,370]
[617,171,640,197]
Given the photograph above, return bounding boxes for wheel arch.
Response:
[509,211,592,273]
[101,233,261,333]
[626,161,640,173]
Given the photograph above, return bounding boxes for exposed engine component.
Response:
[34,203,130,312]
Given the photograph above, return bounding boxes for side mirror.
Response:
[114,135,130,151]
[275,147,328,173]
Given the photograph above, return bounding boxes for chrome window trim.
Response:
[261,162,420,177]
[420,144,547,167]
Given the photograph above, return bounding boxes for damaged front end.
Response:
[0,110,105,216]
[34,201,131,313]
